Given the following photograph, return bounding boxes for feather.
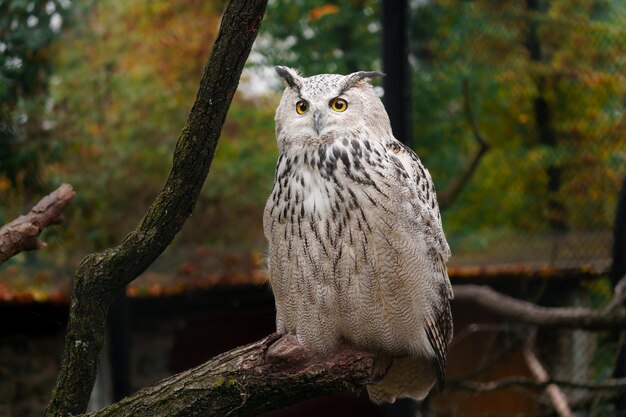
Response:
[264,69,453,403]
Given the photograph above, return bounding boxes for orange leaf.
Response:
[310,4,340,21]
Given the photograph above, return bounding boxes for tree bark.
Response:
[382,0,411,146]
[0,183,75,264]
[81,334,390,417]
[45,1,268,415]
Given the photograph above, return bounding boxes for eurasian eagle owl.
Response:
[263,66,453,403]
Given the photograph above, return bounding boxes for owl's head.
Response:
[274,66,390,149]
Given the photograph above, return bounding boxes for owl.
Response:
[263,66,453,403]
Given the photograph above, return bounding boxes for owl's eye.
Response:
[296,100,309,115]
[329,97,348,112]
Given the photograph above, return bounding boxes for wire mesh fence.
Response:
[405,0,626,276]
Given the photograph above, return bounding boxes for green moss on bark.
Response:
[82,334,389,417]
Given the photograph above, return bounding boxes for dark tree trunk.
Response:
[525,0,566,231]
[382,0,411,147]
[108,288,132,401]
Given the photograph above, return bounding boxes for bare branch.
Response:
[453,284,626,330]
[450,323,516,348]
[522,347,573,417]
[449,376,626,393]
[0,183,75,265]
[438,80,491,209]
[607,274,626,310]
[79,334,390,417]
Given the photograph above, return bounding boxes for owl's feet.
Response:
[265,334,315,365]
[265,334,392,382]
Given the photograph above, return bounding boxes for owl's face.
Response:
[274,67,391,150]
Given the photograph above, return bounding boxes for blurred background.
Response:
[1,0,625,416]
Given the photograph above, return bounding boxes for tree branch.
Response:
[0,183,75,265]
[45,1,268,415]
[438,80,490,210]
[80,334,390,417]
[449,376,626,393]
[453,278,626,330]
[522,347,573,417]
[607,273,626,310]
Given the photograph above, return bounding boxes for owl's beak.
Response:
[313,109,324,135]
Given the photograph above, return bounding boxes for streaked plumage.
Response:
[264,66,453,403]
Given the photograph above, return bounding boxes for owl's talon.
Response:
[266,334,313,364]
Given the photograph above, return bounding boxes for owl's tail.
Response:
[367,357,438,404]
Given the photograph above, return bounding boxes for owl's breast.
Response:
[264,137,441,356]
[264,136,404,229]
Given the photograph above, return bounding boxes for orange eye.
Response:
[296,100,309,114]
[329,97,348,112]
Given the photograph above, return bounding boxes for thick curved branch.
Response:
[0,183,75,264]
[453,279,626,330]
[45,1,268,416]
[82,334,390,417]
[439,80,490,210]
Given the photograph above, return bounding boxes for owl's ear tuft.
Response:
[275,66,303,90]
[342,71,385,91]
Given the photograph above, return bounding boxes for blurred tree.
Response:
[408,0,626,247]
[256,0,626,255]
[3,0,625,278]
[47,0,276,253]
[257,0,381,74]
[48,0,222,249]
[0,0,74,198]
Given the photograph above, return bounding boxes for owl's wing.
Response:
[385,140,450,260]
[385,139,453,388]
[423,251,453,389]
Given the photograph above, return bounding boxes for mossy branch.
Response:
[80,334,390,417]
[45,1,268,415]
